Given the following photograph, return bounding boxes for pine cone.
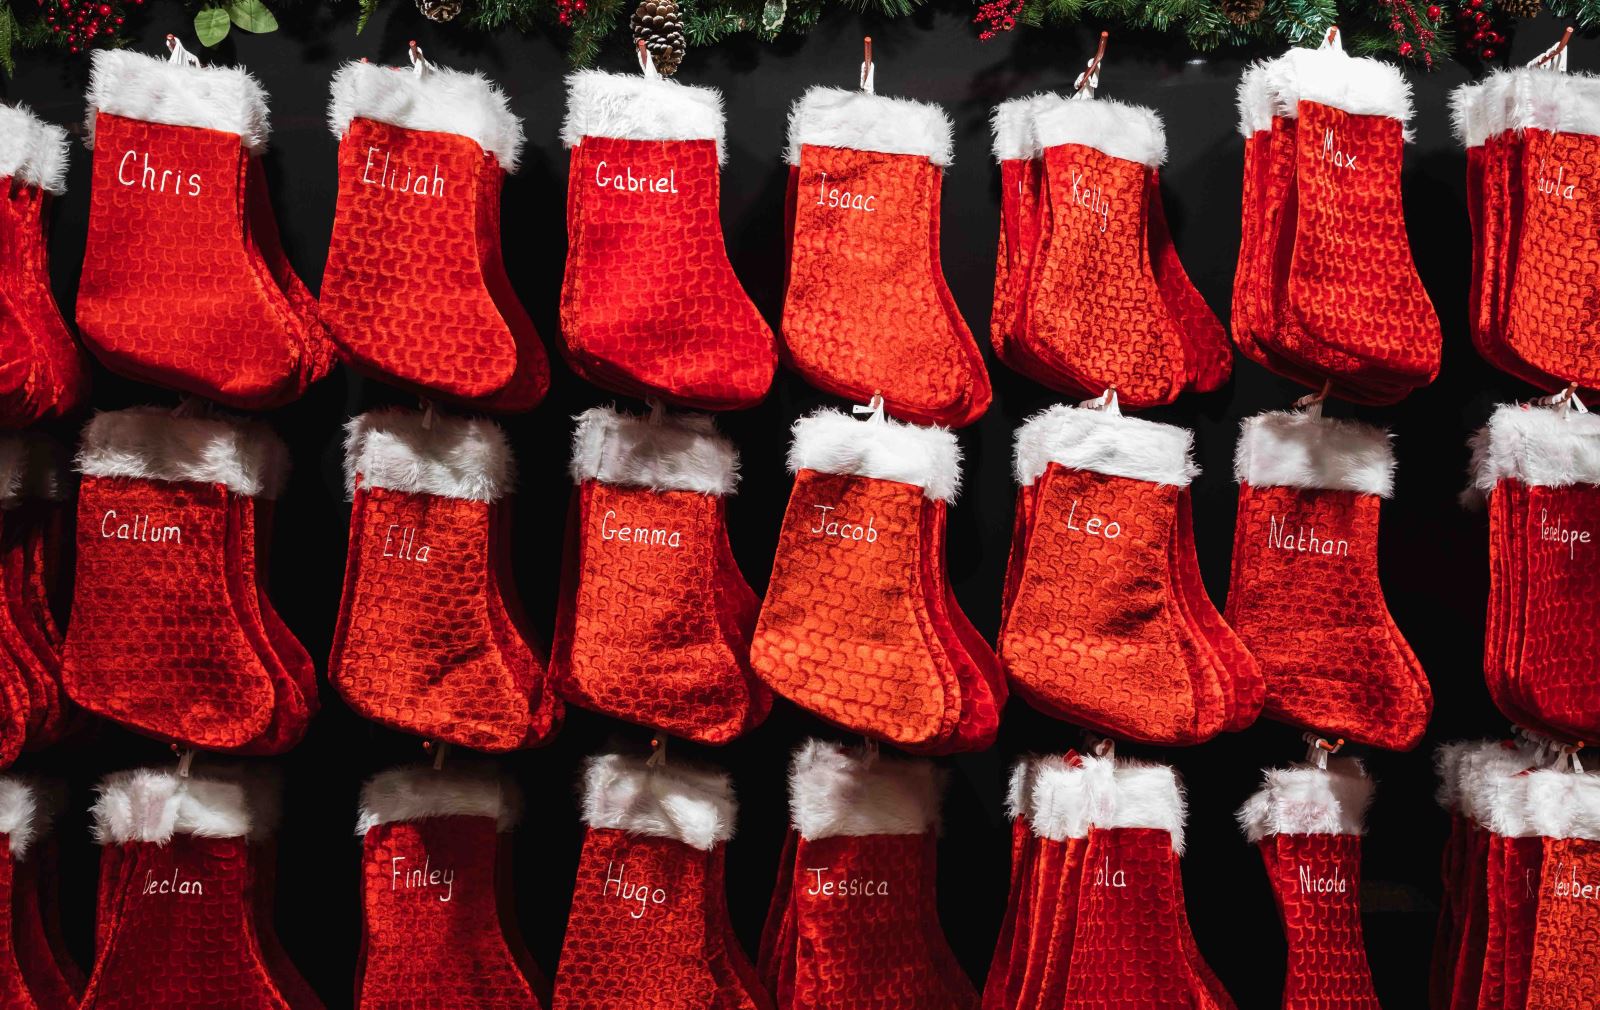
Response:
[631,0,687,77]
[1498,0,1540,16]
[416,0,462,20]
[1221,0,1265,24]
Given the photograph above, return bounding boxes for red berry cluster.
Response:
[1457,0,1506,59]
[39,0,136,53]
[1383,0,1438,67]
[973,0,1025,41]
[557,0,587,26]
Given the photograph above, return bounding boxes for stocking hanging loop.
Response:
[1078,387,1121,416]
[637,39,660,80]
[1302,733,1344,770]
[646,733,670,767]
[1531,382,1588,416]
[1072,31,1108,100]
[1320,25,1342,52]
[1292,379,1332,420]
[850,393,887,424]
[164,34,200,67]
[859,36,875,94]
[1532,26,1574,70]
[407,40,434,78]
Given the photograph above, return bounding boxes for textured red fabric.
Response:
[1173,489,1262,732]
[1509,483,1600,741]
[1226,483,1430,750]
[77,114,310,409]
[561,136,774,410]
[0,180,85,427]
[991,156,1044,363]
[357,816,539,1010]
[0,834,39,1010]
[1231,127,1269,370]
[550,481,768,744]
[1431,807,1469,1010]
[1448,827,1492,1010]
[1261,833,1380,1010]
[0,505,58,754]
[1147,171,1230,394]
[1015,833,1086,1010]
[756,827,797,1009]
[244,157,337,392]
[1497,835,1543,1010]
[13,837,82,1010]
[783,145,988,427]
[981,808,1037,1010]
[221,494,311,756]
[1524,837,1600,1010]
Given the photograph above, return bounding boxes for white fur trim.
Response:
[562,70,726,165]
[1434,741,1474,811]
[788,409,961,503]
[788,739,941,840]
[76,407,278,496]
[1105,761,1186,855]
[328,60,525,173]
[1237,61,1277,138]
[1467,403,1600,493]
[785,87,954,168]
[1234,410,1395,497]
[569,406,738,495]
[1032,98,1167,169]
[1524,768,1600,842]
[0,780,36,860]
[0,105,70,194]
[91,769,250,844]
[1267,44,1414,130]
[85,48,270,154]
[356,766,522,835]
[198,763,284,841]
[991,94,1065,162]
[1029,754,1115,842]
[1005,757,1037,823]
[1518,68,1600,138]
[1457,741,1536,828]
[1013,405,1197,488]
[1237,759,1372,842]
[344,408,514,502]
[1450,72,1523,148]
[580,753,734,851]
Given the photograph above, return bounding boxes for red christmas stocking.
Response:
[749,410,969,748]
[1231,62,1275,371]
[781,83,988,427]
[355,766,539,1010]
[1431,743,1473,1010]
[1238,759,1380,1010]
[780,740,974,1010]
[0,779,44,1010]
[0,104,85,428]
[560,65,775,410]
[551,406,769,744]
[13,783,84,1010]
[983,758,1041,1010]
[999,402,1230,745]
[1227,409,1431,750]
[321,54,547,411]
[1523,766,1600,1010]
[1471,754,1544,1010]
[1147,170,1230,394]
[553,753,764,1010]
[0,437,69,758]
[990,95,1063,367]
[77,44,318,409]
[331,408,557,752]
[81,770,285,1010]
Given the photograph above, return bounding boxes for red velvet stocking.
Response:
[1523,767,1600,1010]
[12,782,82,1010]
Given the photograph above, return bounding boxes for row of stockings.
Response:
[984,751,1230,1010]
[0,104,86,427]
[989,85,1229,407]
[1432,740,1600,1010]
[323,54,549,412]
[0,436,72,765]
[330,408,561,752]
[560,66,775,412]
[1452,55,1600,390]
[781,80,990,427]
[356,766,547,1009]
[83,765,320,1010]
[551,407,769,744]
[59,408,316,753]
[554,753,762,1009]
[1467,401,1600,741]
[1233,36,1440,403]
[749,409,1003,752]
[0,778,88,1010]
[78,42,335,410]
[758,740,974,1010]
[998,401,1260,745]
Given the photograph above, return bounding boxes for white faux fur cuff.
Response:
[991,94,1064,162]
[1456,741,1535,828]
[786,87,954,168]
[0,780,36,859]
[91,769,251,844]
[788,739,942,840]
[345,408,514,502]
[1268,44,1414,129]
[1518,69,1600,138]
[76,407,282,497]
[1449,72,1518,149]
[198,763,284,841]
[1524,768,1600,842]
[1106,761,1186,854]
[1467,403,1600,493]
[569,406,738,495]
[356,766,522,835]
[1237,759,1372,842]
[1434,741,1473,812]
[1234,411,1395,497]
[580,753,735,851]
[1013,405,1197,488]
[1030,754,1115,843]
[562,70,726,165]
[1006,757,1037,823]
[1237,60,1276,139]
[1033,97,1167,169]
[85,48,270,154]
[788,409,961,503]
[0,105,70,194]
[328,60,525,173]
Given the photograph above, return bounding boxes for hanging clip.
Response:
[861,737,880,765]
[1534,27,1574,70]
[638,39,659,79]
[1302,733,1344,770]
[1558,740,1587,774]
[1086,733,1115,761]
[647,733,670,768]
[408,40,432,77]
[172,745,196,779]
[1078,387,1120,415]
[1532,382,1587,416]
[1321,25,1342,51]
[420,398,438,430]
[431,740,451,770]
[860,36,875,94]
[1293,379,1332,420]
[851,392,887,424]
[646,398,667,426]
[1072,31,1108,99]
[165,34,201,67]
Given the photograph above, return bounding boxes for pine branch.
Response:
[1546,0,1600,25]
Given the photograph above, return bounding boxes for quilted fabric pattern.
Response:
[1498,836,1543,1010]
[0,182,85,427]
[1148,171,1230,394]
[1261,833,1381,1010]
[0,502,64,751]
[561,137,775,411]
[990,157,1043,361]
[1525,838,1600,1010]
[1514,483,1600,740]
[14,838,84,1010]
[1225,483,1431,751]
[358,817,539,1010]
[1015,835,1086,1010]
[0,835,39,1010]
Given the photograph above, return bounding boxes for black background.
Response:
[0,5,1579,1007]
